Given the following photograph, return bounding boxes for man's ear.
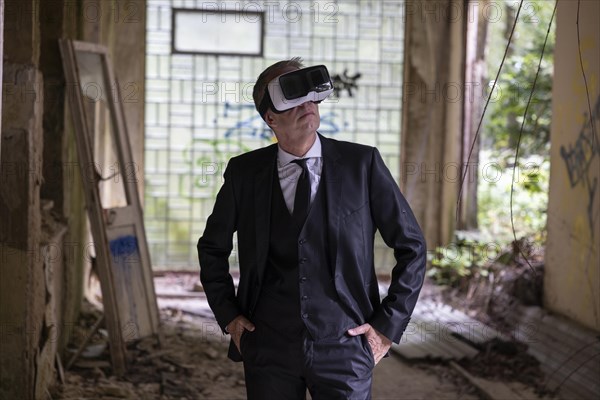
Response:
[265,111,276,127]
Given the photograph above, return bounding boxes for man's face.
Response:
[264,66,321,142]
[269,100,321,135]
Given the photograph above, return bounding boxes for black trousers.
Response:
[240,320,374,400]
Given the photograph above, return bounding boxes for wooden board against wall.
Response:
[59,39,160,374]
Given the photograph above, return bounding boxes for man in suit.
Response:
[198,58,426,399]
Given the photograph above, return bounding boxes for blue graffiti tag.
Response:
[223,103,272,140]
[560,95,600,236]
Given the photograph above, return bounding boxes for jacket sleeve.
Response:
[367,148,427,343]
[197,162,241,333]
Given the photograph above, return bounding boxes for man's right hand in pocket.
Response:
[226,315,256,353]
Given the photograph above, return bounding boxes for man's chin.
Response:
[305,119,320,133]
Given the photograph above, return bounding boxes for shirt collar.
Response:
[277,134,322,166]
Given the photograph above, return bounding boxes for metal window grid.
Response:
[145,0,405,270]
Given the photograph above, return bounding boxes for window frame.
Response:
[171,7,265,57]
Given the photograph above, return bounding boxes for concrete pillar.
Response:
[2,0,40,65]
[39,0,85,362]
[1,1,44,398]
[545,0,600,331]
[1,64,44,400]
[0,0,4,163]
[400,0,466,248]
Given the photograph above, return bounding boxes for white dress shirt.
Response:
[277,134,323,214]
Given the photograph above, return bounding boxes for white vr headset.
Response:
[258,65,334,117]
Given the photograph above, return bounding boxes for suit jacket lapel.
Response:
[254,145,277,285]
[320,134,342,276]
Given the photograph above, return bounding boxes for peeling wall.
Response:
[545,0,600,331]
[0,1,148,398]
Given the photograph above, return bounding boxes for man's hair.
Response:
[252,57,305,117]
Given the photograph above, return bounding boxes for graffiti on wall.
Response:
[223,102,273,140]
[559,95,600,236]
[332,69,362,98]
[182,103,347,194]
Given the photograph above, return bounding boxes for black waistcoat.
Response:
[253,166,353,340]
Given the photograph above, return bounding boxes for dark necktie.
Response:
[291,158,311,226]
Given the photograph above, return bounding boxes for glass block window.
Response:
[145,0,405,269]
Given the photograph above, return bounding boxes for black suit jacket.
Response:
[198,134,426,361]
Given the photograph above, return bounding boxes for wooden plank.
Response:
[507,306,600,385]
[105,210,155,339]
[504,305,600,400]
[414,299,507,344]
[407,301,600,399]
[100,44,160,337]
[528,341,600,383]
[516,306,596,341]
[59,39,127,375]
[528,347,600,395]
[65,315,105,370]
[391,343,429,359]
[530,339,599,384]
[510,306,600,353]
[68,40,160,342]
[394,315,480,361]
[410,319,470,359]
[61,40,160,349]
[393,339,443,360]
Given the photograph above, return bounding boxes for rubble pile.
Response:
[52,307,246,400]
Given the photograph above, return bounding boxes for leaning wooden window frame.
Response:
[59,39,160,375]
[171,7,265,56]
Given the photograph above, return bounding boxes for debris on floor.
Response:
[53,271,592,399]
[417,244,600,400]
[51,303,246,400]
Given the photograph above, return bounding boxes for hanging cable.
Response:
[456,0,524,220]
[509,0,558,273]
[577,0,598,152]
